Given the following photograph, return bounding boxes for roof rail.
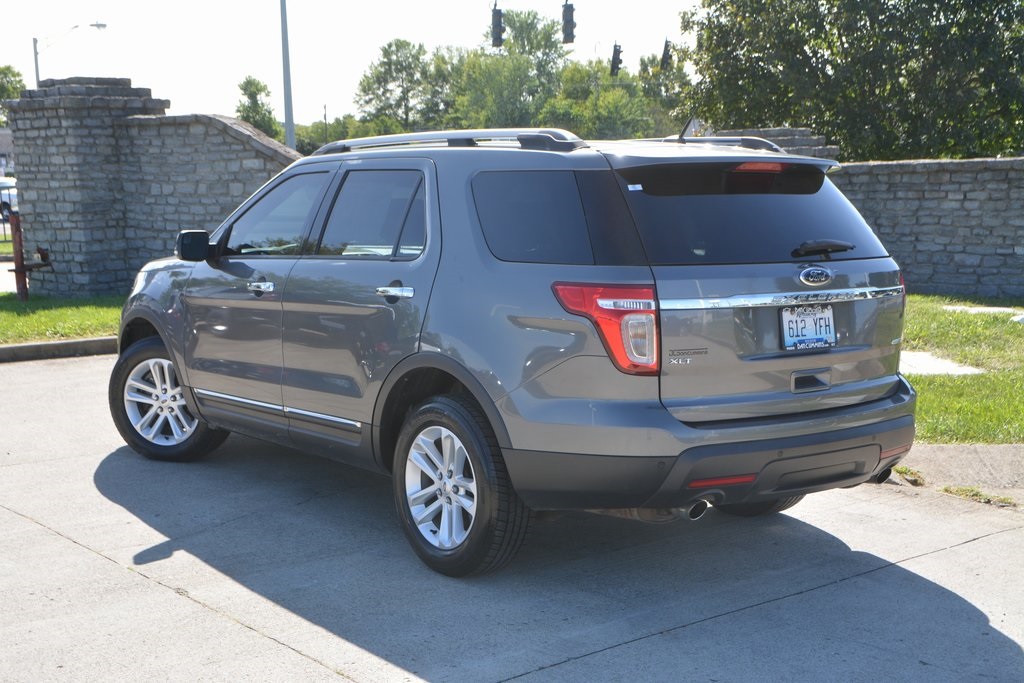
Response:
[313,128,588,155]
[661,135,786,154]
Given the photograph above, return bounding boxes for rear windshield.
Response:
[615,163,889,265]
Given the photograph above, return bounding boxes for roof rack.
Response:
[313,128,588,155]
[661,135,786,154]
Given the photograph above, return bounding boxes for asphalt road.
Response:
[1,355,1022,682]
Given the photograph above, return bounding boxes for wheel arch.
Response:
[373,353,512,474]
[119,313,164,354]
[117,308,197,412]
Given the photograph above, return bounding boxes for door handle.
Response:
[247,281,275,293]
[375,286,414,299]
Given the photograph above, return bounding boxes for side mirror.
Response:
[176,230,212,262]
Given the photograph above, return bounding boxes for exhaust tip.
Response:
[873,467,893,484]
[687,499,710,521]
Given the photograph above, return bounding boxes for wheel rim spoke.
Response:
[413,433,445,473]
[408,449,441,483]
[404,424,477,550]
[123,356,198,446]
[414,498,442,527]
[408,483,439,507]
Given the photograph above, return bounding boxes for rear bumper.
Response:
[502,398,915,511]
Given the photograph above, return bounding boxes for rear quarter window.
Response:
[616,163,889,265]
[471,170,645,265]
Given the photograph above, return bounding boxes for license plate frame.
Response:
[780,304,836,351]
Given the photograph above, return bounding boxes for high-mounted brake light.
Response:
[733,162,786,173]
[552,283,659,375]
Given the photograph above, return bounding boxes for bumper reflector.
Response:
[688,474,757,489]
[880,445,912,459]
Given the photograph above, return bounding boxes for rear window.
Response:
[471,171,645,265]
[616,163,889,265]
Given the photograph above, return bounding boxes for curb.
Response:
[0,336,117,363]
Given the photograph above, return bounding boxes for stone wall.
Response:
[831,158,1024,299]
[115,114,299,272]
[717,126,841,159]
[6,86,1024,300]
[5,78,299,298]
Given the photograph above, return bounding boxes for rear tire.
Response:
[109,336,227,462]
[715,495,805,517]
[393,395,530,576]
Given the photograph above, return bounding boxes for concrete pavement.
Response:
[1,355,1022,681]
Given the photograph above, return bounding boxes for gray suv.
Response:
[109,128,915,575]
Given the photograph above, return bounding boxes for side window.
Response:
[225,172,331,256]
[317,170,426,259]
[471,171,594,265]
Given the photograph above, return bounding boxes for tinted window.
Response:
[575,171,647,266]
[225,172,331,256]
[317,170,425,259]
[616,163,889,265]
[472,171,594,265]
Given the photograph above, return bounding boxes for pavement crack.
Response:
[499,524,1024,682]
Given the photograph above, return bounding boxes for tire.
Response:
[392,395,530,577]
[714,495,805,517]
[108,336,228,462]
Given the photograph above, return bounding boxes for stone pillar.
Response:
[5,78,169,298]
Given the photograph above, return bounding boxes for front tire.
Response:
[109,336,227,461]
[393,395,529,576]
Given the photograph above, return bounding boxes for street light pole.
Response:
[33,37,40,88]
[280,0,296,149]
[32,22,107,88]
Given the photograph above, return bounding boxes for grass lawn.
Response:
[0,238,12,256]
[0,293,124,345]
[0,290,1019,444]
[903,294,1024,444]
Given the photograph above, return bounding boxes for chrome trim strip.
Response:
[194,388,283,413]
[282,406,362,430]
[194,389,362,429]
[660,286,904,311]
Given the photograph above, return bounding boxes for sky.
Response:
[3,1,696,126]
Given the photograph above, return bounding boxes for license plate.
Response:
[781,305,836,350]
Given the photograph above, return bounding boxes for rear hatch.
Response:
[605,148,905,423]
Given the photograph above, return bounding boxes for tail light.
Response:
[552,283,659,375]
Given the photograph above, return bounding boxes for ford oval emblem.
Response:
[800,266,833,286]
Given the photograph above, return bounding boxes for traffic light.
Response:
[491,6,505,48]
[660,39,672,70]
[610,43,623,76]
[561,3,575,44]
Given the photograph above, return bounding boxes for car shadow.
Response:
[94,436,1024,681]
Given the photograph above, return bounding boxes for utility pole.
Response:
[280,0,296,149]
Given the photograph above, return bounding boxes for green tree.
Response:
[0,66,27,127]
[681,0,1024,160]
[294,116,355,156]
[452,52,536,128]
[537,61,654,139]
[356,39,428,130]
[420,47,469,130]
[502,10,567,104]
[638,44,693,136]
[235,76,282,139]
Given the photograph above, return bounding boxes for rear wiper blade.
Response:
[792,239,855,259]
